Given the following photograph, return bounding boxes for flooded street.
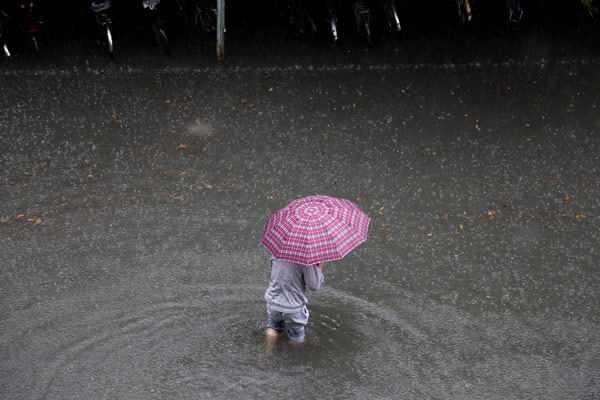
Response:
[1,6,600,398]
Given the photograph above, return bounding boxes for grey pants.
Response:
[266,306,309,342]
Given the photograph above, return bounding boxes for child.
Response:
[264,257,324,343]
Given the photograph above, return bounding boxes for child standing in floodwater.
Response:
[264,257,324,343]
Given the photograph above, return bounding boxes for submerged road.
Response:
[1,19,600,399]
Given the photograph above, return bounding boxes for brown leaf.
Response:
[522,214,533,219]
[537,210,549,215]
[13,214,25,220]
[576,214,586,220]
[546,176,556,179]
[268,195,275,200]
[268,87,274,93]
[178,144,187,149]
[563,196,572,204]
[145,187,153,191]
[41,162,48,169]
[487,210,498,219]
[461,216,470,220]
[0,218,9,223]
[179,171,188,175]
[162,171,171,177]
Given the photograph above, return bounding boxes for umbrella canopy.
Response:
[261,195,371,265]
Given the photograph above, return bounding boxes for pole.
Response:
[216,0,225,61]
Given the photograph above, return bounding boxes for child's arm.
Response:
[305,263,324,291]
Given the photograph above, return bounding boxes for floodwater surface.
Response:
[1,25,600,399]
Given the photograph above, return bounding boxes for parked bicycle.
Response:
[1,8,10,57]
[174,0,216,38]
[289,0,317,36]
[507,0,523,22]
[142,0,170,54]
[325,0,339,42]
[353,1,372,47]
[381,0,401,32]
[581,0,598,17]
[90,0,114,56]
[456,0,472,22]
[21,1,42,54]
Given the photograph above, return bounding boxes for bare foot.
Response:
[266,328,280,337]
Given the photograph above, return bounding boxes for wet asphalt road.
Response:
[1,9,600,400]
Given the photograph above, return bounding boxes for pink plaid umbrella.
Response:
[261,195,371,265]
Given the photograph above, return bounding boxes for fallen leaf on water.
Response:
[462,216,470,220]
[356,197,361,202]
[576,214,586,220]
[182,95,188,101]
[442,213,452,220]
[145,187,152,191]
[165,99,171,104]
[580,177,588,180]
[522,214,533,219]
[1,219,9,223]
[27,218,42,224]
[427,233,433,237]
[487,210,498,219]
[219,142,225,146]
[14,214,24,220]
[180,171,188,175]
[268,87,274,93]
[203,183,213,189]
[459,224,464,230]
[268,195,275,200]
[546,176,556,180]
[378,206,385,215]
[127,150,133,155]
[87,174,94,178]
[241,98,248,104]
[169,194,184,201]
[41,162,47,169]
[178,144,187,149]
[537,210,549,215]
[162,171,171,177]
[384,235,391,240]
[563,196,572,204]
[561,213,569,217]
[248,104,255,108]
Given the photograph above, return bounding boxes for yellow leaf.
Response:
[378,206,385,215]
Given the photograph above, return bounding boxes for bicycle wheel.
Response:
[363,15,372,47]
[157,28,170,55]
[31,35,40,54]
[329,17,338,42]
[105,25,114,54]
[388,2,401,32]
